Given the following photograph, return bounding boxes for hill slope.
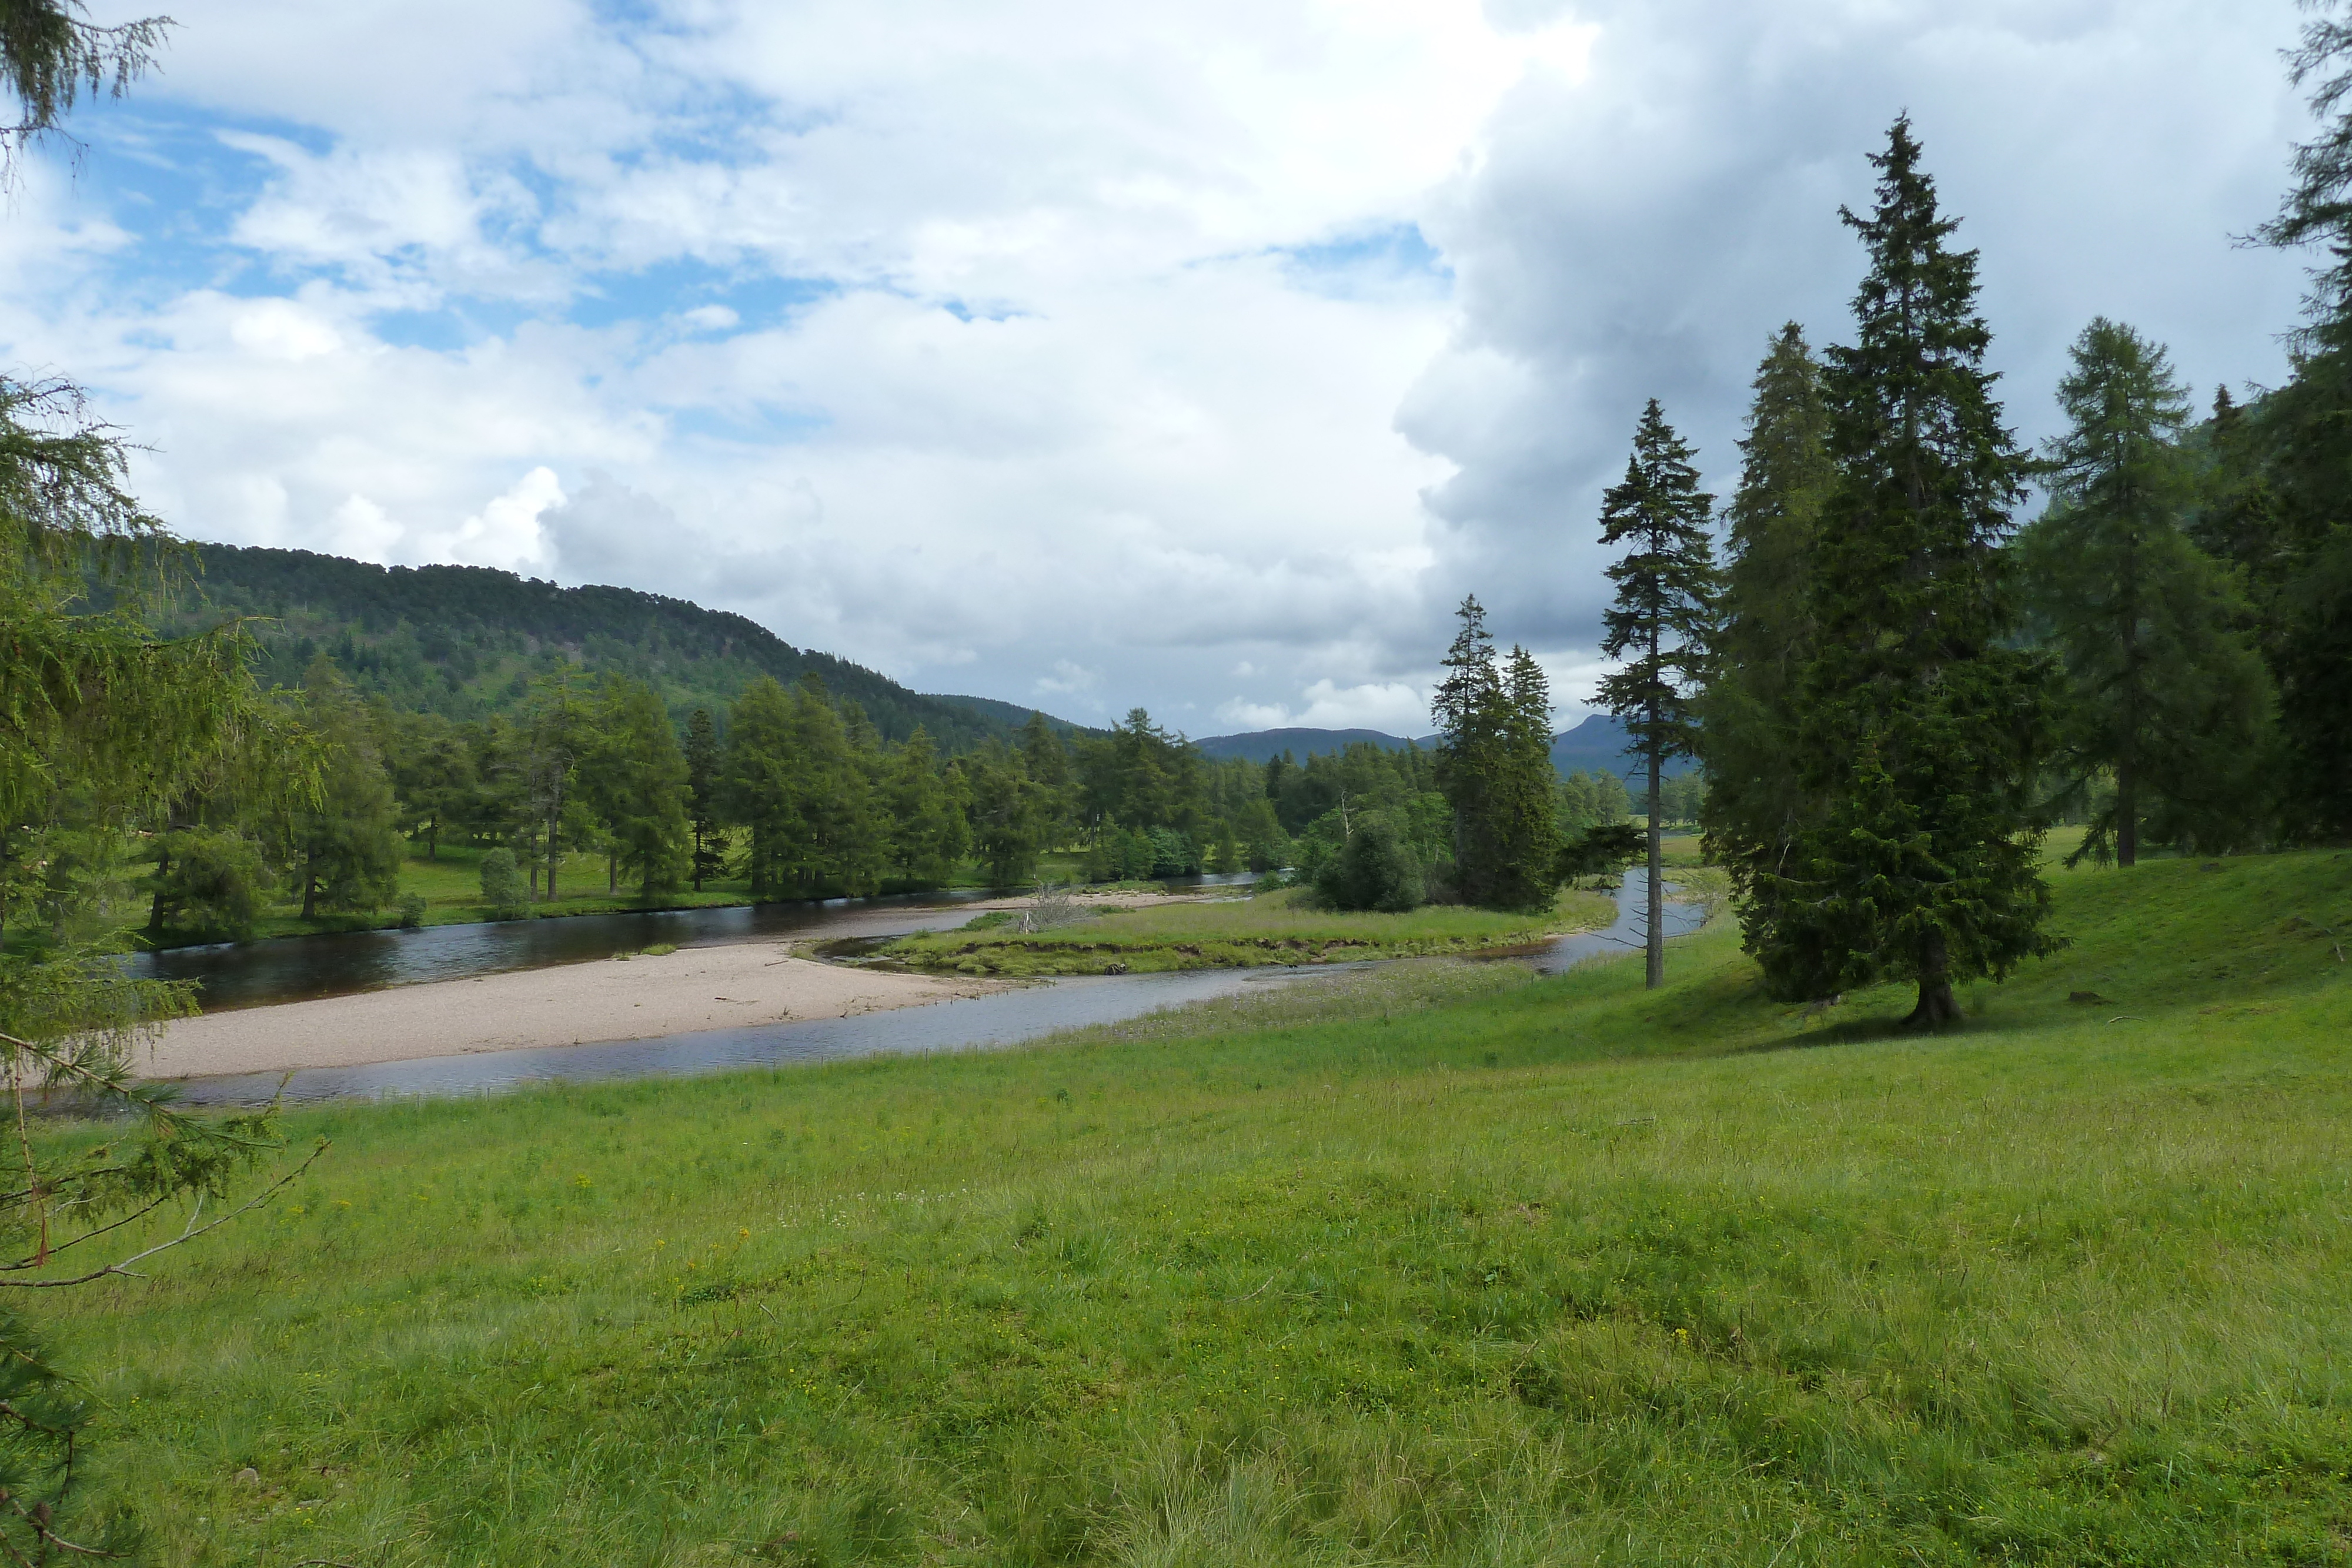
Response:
[136,544,1084,748]
[1198,714,1699,777]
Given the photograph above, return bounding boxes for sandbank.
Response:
[141,944,1001,1081]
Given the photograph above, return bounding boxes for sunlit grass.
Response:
[46,847,2352,1564]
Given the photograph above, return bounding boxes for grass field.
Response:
[877,885,1620,976]
[45,847,2352,1564]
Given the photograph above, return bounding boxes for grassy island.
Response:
[873,884,1621,976]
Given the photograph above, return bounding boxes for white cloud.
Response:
[417,467,567,571]
[326,493,400,563]
[0,0,2319,729]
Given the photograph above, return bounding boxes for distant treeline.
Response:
[144,656,1662,938]
[115,543,1078,754]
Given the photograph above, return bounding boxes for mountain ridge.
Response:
[1196,714,1699,778]
[136,544,1091,751]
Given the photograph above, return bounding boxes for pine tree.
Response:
[884,727,968,886]
[1431,597,1557,910]
[1432,596,1503,901]
[1752,118,2058,1027]
[967,740,1044,887]
[1595,399,1718,985]
[520,668,592,902]
[1699,326,1833,938]
[285,660,402,918]
[1492,646,1563,910]
[593,677,691,897]
[1020,711,1075,850]
[785,677,885,897]
[2016,320,2274,863]
[683,706,722,889]
[2253,8,2352,839]
[722,676,796,900]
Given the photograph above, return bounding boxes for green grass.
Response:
[877,885,1619,976]
[44,848,2352,1564]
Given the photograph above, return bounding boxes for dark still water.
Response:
[163,878,1702,1109]
[129,872,1260,1013]
[126,894,990,1012]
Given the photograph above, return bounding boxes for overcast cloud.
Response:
[0,0,2316,733]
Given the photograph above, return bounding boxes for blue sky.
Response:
[0,0,2319,733]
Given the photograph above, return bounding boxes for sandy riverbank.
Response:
[141,944,1003,1081]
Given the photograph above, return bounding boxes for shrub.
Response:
[396,892,428,928]
[1313,815,1426,912]
[149,828,271,941]
[479,848,527,918]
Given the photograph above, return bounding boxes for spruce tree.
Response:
[1432,597,1505,904]
[2253,7,2352,838]
[1595,399,1718,986]
[1699,326,1833,939]
[1431,598,1558,910]
[1752,118,2057,1027]
[2017,320,2274,863]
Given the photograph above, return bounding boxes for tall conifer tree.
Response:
[592,677,691,897]
[1750,118,2057,1027]
[722,676,795,899]
[1699,326,1833,933]
[2017,320,2274,863]
[2254,5,2352,838]
[1431,597,1558,910]
[1596,399,1717,986]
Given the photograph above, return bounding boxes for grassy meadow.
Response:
[876,885,1621,977]
[45,847,2352,1564]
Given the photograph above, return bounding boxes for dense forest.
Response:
[111,543,1084,752]
[141,652,1647,940]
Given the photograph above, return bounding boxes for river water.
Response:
[162,877,1701,1108]
[128,875,1260,1012]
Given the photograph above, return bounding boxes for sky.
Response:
[0,0,2321,734]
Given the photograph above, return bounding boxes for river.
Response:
[161,877,1702,1107]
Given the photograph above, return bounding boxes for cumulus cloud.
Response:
[0,0,2319,727]
[419,468,567,571]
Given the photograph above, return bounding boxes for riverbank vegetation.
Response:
[39,845,2352,1564]
[874,883,1618,977]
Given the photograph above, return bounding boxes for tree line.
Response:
[1431,103,2352,1021]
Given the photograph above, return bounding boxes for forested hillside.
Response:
[129,543,1077,751]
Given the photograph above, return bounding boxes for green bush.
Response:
[1312,814,1426,912]
[479,848,527,919]
[148,828,271,941]
[395,891,428,928]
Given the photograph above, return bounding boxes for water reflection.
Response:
[128,872,1261,1013]
[162,875,1700,1108]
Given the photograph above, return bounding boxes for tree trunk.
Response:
[300,858,319,920]
[1903,928,1963,1029]
[1645,747,1664,990]
[546,810,560,903]
[608,853,617,895]
[2116,753,2137,868]
[148,844,171,932]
